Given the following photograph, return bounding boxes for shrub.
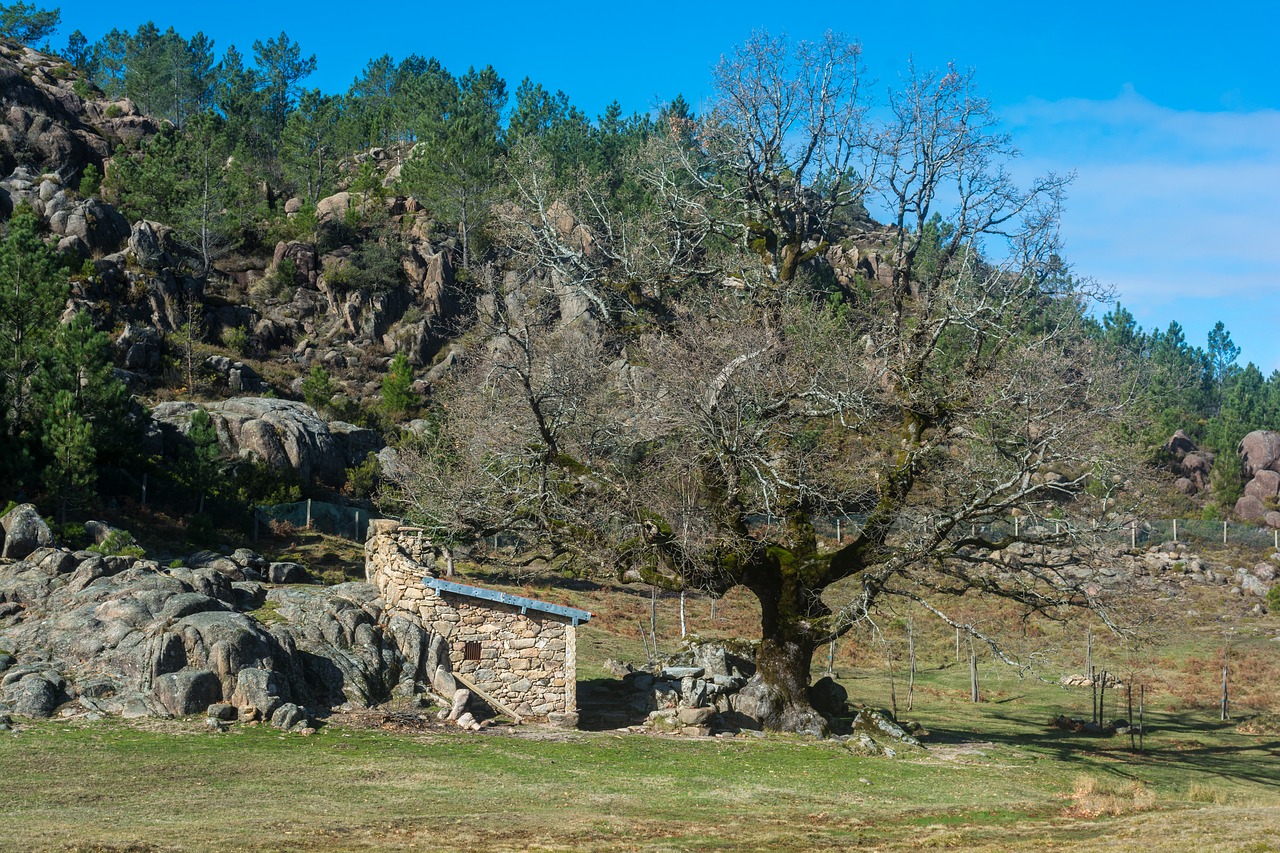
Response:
[104,104,123,118]
[1267,583,1280,614]
[88,529,146,559]
[186,513,217,546]
[227,459,302,506]
[345,452,381,499]
[222,325,250,356]
[250,258,297,304]
[268,518,297,538]
[78,163,100,197]
[381,352,415,419]
[54,522,87,548]
[301,365,336,414]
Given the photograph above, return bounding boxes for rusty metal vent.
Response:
[464,641,482,661]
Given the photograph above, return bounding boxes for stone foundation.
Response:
[365,522,579,719]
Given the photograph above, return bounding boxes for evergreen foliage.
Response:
[0,1,58,45]
[381,352,414,419]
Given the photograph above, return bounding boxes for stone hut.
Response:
[365,521,591,723]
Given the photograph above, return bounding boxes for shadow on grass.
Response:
[921,707,1280,789]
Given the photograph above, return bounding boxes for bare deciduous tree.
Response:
[384,38,1144,735]
[684,30,873,284]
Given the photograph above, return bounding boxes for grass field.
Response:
[6,530,1280,851]
[5,621,1280,852]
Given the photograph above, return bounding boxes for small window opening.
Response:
[464,641,482,661]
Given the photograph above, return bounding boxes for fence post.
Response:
[1224,521,1228,545]
[969,634,980,703]
[1131,520,1137,549]
[836,518,841,542]
[1173,519,1178,542]
[306,499,312,530]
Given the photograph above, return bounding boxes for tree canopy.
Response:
[382,32,1142,734]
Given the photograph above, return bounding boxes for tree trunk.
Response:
[734,572,829,736]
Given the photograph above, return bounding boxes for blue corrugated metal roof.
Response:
[422,576,593,625]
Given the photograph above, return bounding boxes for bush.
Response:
[250,258,297,304]
[1267,584,1280,615]
[268,518,297,538]
[222,325,251,357]
[301,365,336,414]
[226,459,302,506]
[88,529,146,559]
[345,452,381,499]
[54,521,87,548]
[186,513,217,546]
[104,104,123,118]
[381,352,415,419]
[78,163,100,197]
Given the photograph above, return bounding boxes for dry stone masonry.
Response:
[365,521,589,723]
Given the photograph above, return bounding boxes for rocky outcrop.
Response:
[1235,431,1280,523]
[0,547,431,721]
[0,504,52,560]
[1241,431,1280,480]
[149,397,347,486]
[0,166,130,253]
[1163,431,1214,495]
[0,44,159,195]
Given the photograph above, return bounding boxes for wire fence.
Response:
[253,500,392,542]
[806,515,1280,552]
[248,502,1280,552]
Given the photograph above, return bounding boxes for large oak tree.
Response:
[384,34,1140,734]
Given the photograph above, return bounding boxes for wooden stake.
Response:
[1139,685,1145,753]
[969,634,980,703]
[1091,666,1098,725]
[650,585,658,654]
[638,619,652,663]
[679,590,687,638]
[1127,683,1135,752]
[1221,647,1230,722]
[886,635,898,718]
[907,617,916,712]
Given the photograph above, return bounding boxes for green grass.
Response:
[7,530,1280,849]
[3,656,1280,851]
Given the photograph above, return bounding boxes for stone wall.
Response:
[364,521,577,719]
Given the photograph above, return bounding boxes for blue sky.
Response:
[54,0,1280,370]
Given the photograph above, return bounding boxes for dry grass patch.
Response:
[1063,774,1156,818]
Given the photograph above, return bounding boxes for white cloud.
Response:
[993,89,1279,369]
[1001,90,1279,305]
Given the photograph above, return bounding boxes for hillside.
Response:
[2,29,1280,743]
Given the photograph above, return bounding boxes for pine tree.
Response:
[381,353,414,419]
[0,208,67,481]
[184,408,221,513]
[301,364,335,414]
[36,311,136,471]
[397,66,505,269]
[43,390,96,524]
